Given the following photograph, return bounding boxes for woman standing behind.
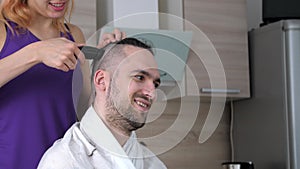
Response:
[0,0,122,168]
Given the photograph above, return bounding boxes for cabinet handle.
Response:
[159,81,176,87]
[200,88,240,94]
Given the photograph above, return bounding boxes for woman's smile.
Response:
[48,1,66,11]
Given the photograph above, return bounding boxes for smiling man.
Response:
[38,38,167,169]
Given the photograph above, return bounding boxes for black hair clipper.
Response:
[79,46,105,60]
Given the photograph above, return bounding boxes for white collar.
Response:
[78,106,166,169]
[80,106,129,158]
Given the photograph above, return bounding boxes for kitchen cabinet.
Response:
[183,0,250,99]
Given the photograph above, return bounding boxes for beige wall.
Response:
[72,0,97,39]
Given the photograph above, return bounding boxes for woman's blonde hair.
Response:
[0,0,74,34]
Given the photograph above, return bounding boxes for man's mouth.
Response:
[136,100,148,108]
[134,98,151,111]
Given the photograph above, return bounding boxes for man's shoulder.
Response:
[137,142,168,169]
[37,123,81,169]
[37,140,74,169]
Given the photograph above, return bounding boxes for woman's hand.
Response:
[97,28,126,48]
[31,37,85,72]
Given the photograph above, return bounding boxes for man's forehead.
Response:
[118,56,160,79]
[127,64,160,78]
[121,46,158,68]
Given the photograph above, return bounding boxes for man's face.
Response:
[105,46,160,132]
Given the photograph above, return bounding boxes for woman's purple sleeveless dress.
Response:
[0,21,81,169]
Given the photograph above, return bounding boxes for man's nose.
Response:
[143,81,156,100]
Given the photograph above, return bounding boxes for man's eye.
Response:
[134,75,145,81]
[154,82,160,88]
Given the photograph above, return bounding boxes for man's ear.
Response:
[94,70,108,91]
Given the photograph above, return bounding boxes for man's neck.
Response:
[93,103,131,146]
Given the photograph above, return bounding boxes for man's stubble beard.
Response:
[104,79,146,133]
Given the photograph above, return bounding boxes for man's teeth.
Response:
[136,101,147,108]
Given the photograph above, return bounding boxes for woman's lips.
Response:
[49,2,65,11]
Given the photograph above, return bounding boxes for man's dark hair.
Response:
[91,37,153,77]
[115,37,153,54]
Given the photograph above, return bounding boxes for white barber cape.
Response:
[38,106,167,169]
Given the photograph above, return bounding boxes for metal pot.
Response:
[222,161,254,169]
